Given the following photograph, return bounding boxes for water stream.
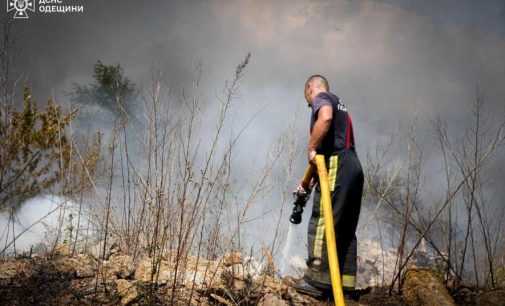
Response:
[280,223,296,275]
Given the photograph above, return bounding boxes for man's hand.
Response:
[308,149,317,164]
[293,183,311,204]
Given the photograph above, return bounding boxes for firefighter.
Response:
[292,75,364,299]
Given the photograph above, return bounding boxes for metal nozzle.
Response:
[290,203,304,224]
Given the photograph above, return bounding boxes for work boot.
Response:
[290,279,330,299]
[343,286,372,301]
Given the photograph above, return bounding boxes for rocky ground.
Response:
[0,246,503,305]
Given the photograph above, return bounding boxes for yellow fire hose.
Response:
[301,163,315,187]
[301,156,345,306]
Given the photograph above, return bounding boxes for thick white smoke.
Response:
[0,194,95,256]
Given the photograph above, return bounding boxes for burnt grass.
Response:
[0,256,120,306]
[0,254,395,306]
[0,253,493,305]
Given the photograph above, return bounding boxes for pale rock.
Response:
[258,293,288,306]
[105,254,134,279]
[224,257,266,281]
[115,279,139,306]
[134,256,223,289]
[54,253,96,279]
[134,257,172,283]
[222,252,242,266]
[76,254,96,278]
[53,244,72,256]
[403,268,455,306]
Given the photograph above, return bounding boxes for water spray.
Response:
[280,223,296,274]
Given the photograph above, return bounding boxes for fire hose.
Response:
[293,156,345,306]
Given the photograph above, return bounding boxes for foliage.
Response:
[71,60,137,119]
[0,87,76,210]
[62,131,103,196]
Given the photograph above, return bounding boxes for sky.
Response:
[2,0,505,260]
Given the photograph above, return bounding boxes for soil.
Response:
[0,251,496,305]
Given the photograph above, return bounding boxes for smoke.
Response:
[8,0,505,184]
[0,194,95,255]
[2,0,505,279]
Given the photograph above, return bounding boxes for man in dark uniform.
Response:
[293,75,364,298]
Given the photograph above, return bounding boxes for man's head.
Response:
[304,74,329,106]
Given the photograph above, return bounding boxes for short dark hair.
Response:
[306,75,329,90]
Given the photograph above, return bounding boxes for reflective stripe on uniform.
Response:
[342,274,356,288]
[313,195,325,259]
[313,155,338,259]
[328,155,338,191]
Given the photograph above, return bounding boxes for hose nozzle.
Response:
[290,184,311,224]
[290,203,304,224]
